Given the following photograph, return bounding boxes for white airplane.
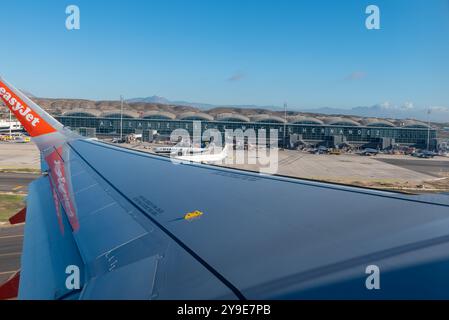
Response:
[175,144,231,163]
[153,146,206,155]
[0,119,22,133]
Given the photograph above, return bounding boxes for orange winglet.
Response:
[0,271,20,300]
[9,207,26,225]
[0,80,56,138]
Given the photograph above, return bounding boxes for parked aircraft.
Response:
[413,150,437,158]
[175,144,231,164]
[358,148,379,156]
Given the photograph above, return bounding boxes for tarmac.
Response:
[0,172,39,194]
[0,142,40,170]
[0,225,23,285]
[376,158,449,178]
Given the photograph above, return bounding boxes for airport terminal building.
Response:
[55,110,438,149]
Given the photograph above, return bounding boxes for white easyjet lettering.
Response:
[32,118,40,126]
[0,86,41,127]
[19,107,31,116]
[54,160,75,218]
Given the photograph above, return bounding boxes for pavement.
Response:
[0,224,23,285]
[219,149,441,182]
[376,158,449,178]
[0,142,40,170]
[0,172,39,194]
[0,144,37,288]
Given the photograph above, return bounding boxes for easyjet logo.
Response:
[46,148,79,232]
[53,159,76,218]
[0,86,40,127]
[0,81,56,137]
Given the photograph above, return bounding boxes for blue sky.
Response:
[0,0,448,110]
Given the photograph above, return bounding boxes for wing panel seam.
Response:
[67,141,246,300]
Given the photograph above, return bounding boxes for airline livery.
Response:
[0,81,55,137]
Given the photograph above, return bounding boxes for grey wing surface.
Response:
[20,138,449,299]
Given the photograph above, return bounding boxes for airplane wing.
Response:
[1,76,449,300]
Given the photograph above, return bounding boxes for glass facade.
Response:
[56,116,437,147]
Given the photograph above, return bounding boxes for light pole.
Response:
[427,108,431,151]
[9,109,12,138]
[120,95,124,141]
[283,102,287,148]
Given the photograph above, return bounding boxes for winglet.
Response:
[0,78,60,137]
[0,76,75,151]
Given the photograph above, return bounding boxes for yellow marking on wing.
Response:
[184,210,203,221]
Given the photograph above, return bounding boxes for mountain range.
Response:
[302,105,449,123]
[126,96,285,112]
[127,96,449,123]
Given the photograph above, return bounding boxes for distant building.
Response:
[56,111,438,149]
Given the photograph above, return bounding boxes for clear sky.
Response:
[0,0,448,110]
